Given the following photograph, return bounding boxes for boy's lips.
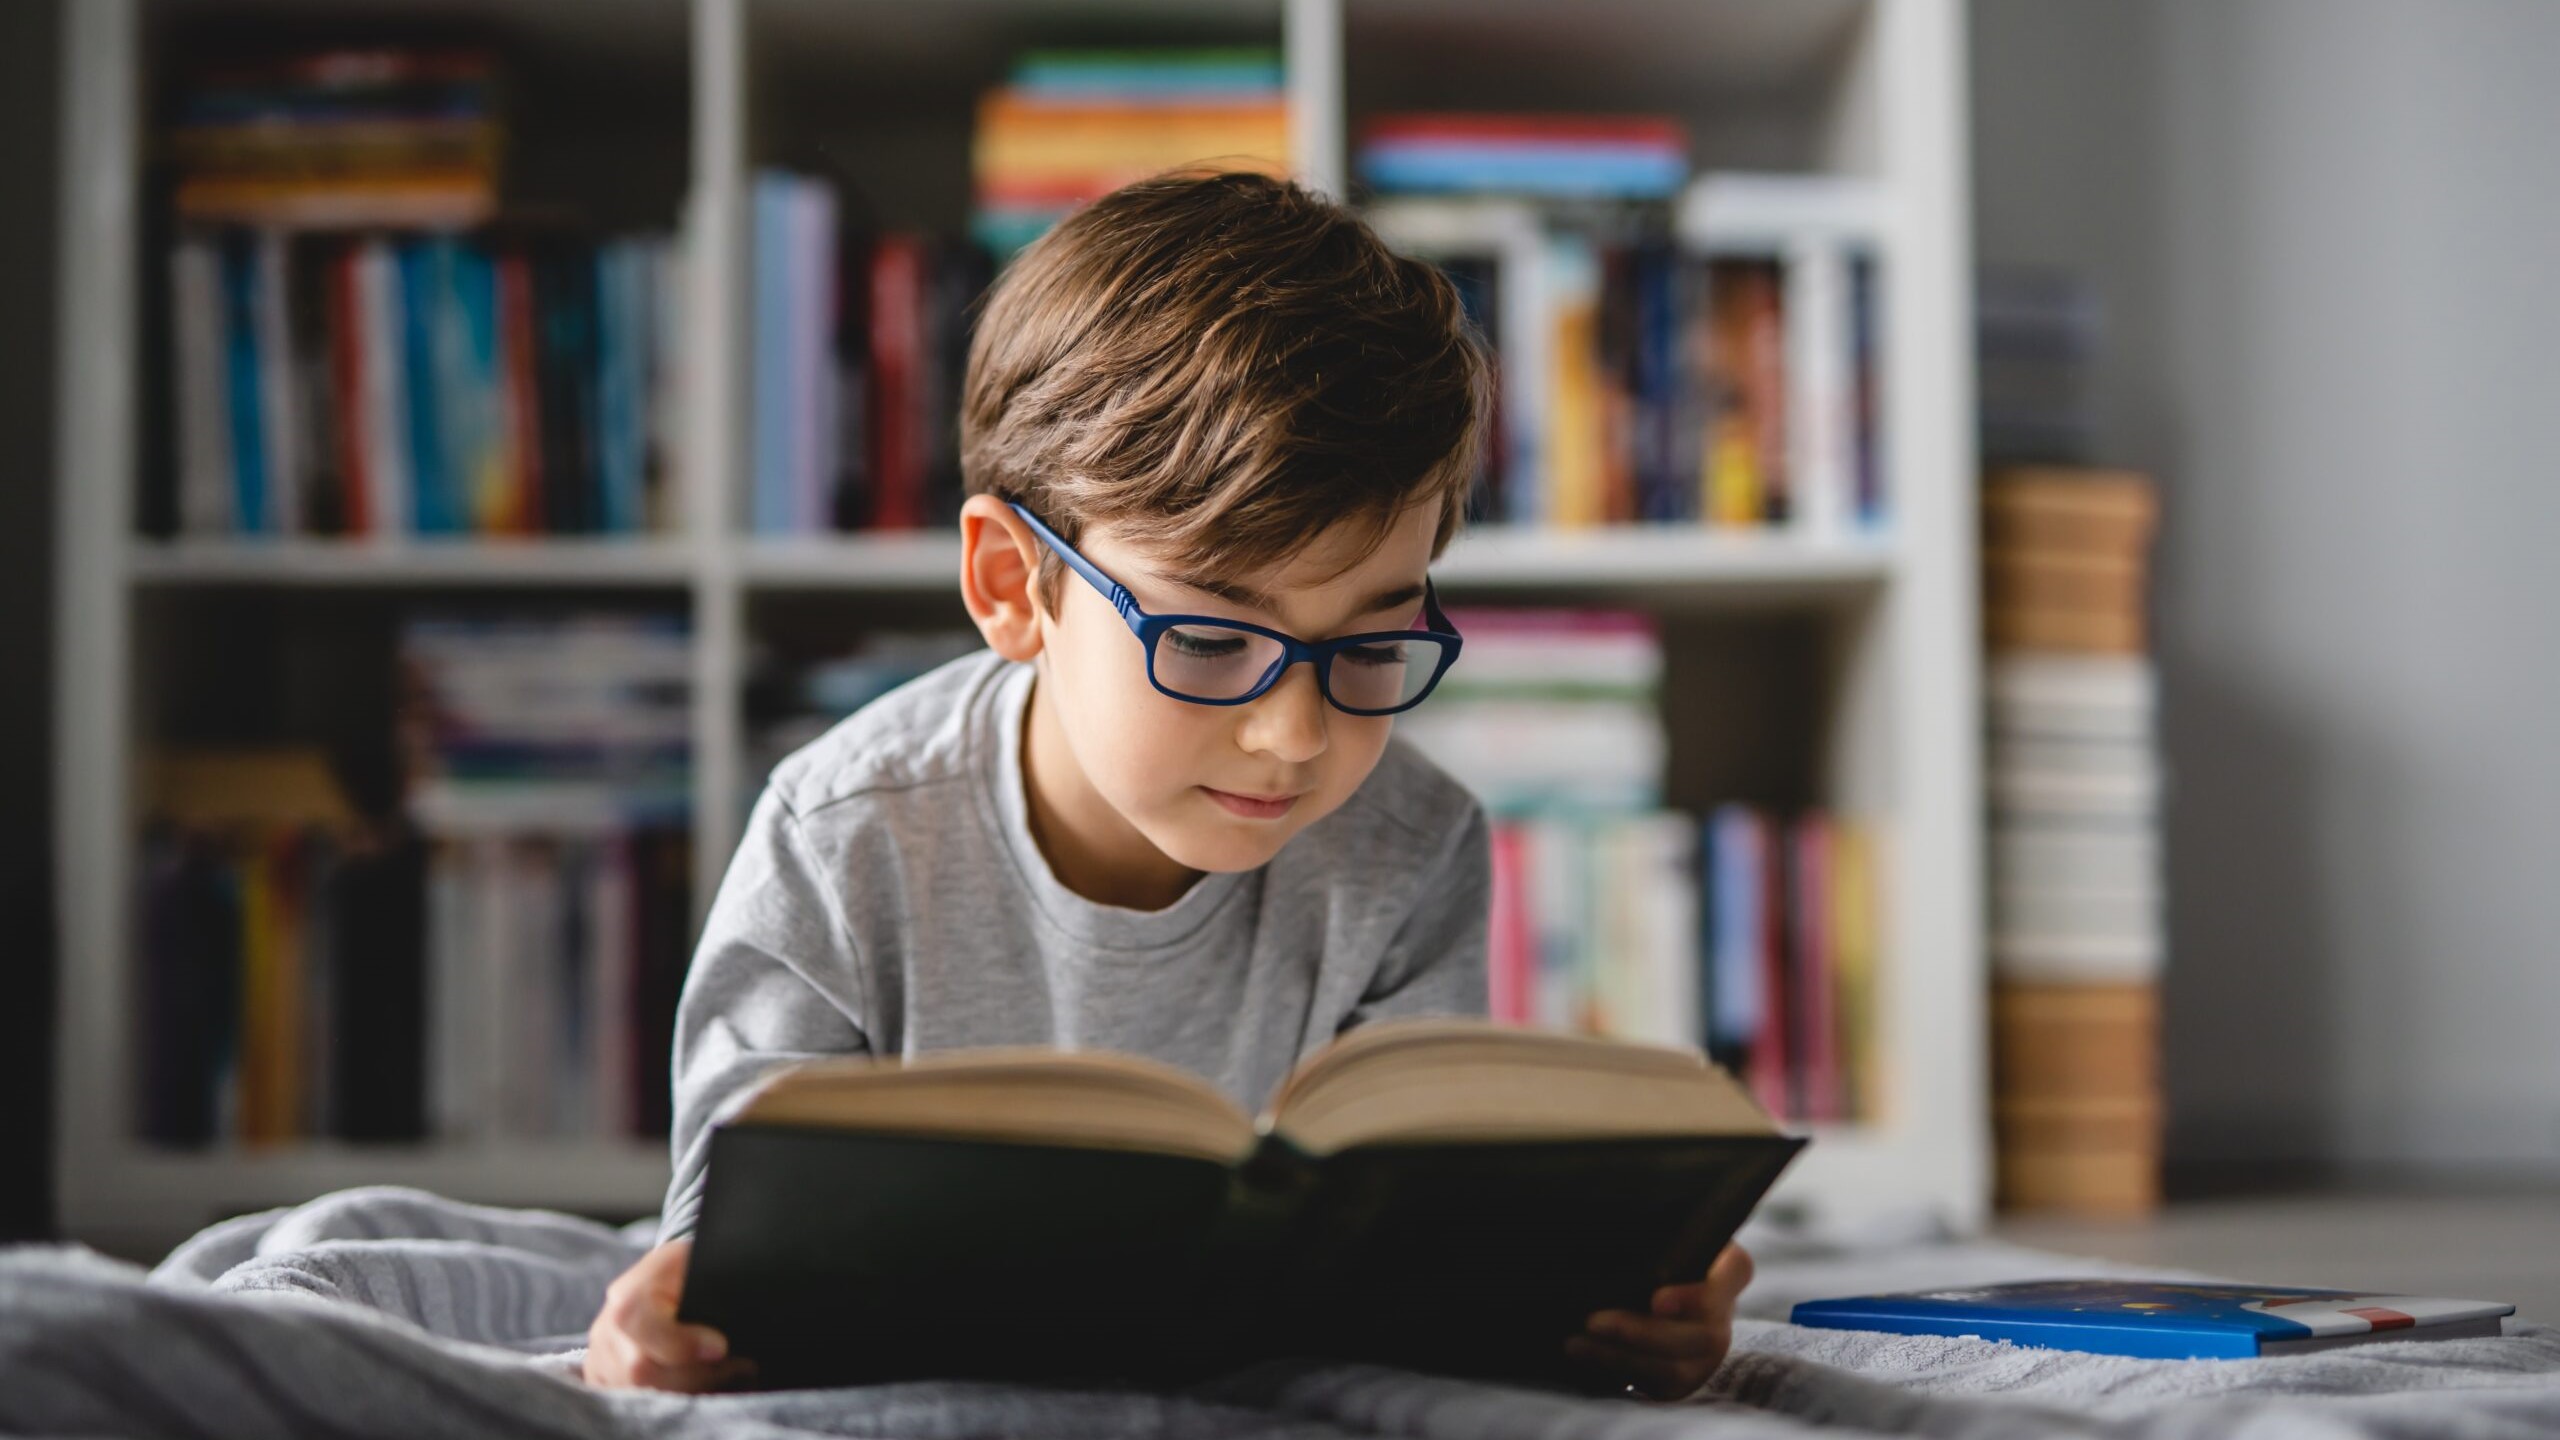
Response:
[1200,786,1303,820]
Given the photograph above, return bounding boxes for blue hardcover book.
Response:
[750,172,799,536]
[396,242,452,534]
[217,234,269,536]
[1793,1280,2514,1359]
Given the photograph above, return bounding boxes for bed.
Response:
[4,1186,2554,1439]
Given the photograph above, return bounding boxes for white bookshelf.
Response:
[54,0,1983,1256]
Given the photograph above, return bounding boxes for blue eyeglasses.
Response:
[1006,502,1464,716]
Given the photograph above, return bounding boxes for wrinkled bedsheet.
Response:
[3,1186,2555,1439]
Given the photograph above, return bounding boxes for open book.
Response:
[679,1019,1805,1388]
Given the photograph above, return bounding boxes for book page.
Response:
[1269,1019,1776,1154]
[735,1048,1259,1164]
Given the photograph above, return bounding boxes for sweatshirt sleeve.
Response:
[1345,798,1492,1028]
[657,786,871,1241]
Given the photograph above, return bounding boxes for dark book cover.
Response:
[680,1125,1802,1390]
[536,246,600,535]
[328,831,427,1142]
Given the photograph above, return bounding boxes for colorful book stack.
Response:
[1395,609,1879,1122]
[1983,467,2165,1215]
[399,612,694,831]
[162,229,686,539]
[135,750,427,1147]
[1363,171,1883,534]
[1356,114,1686,201]
[969,48,1291,258]
[166,48,501,229]
[747,172,990,533]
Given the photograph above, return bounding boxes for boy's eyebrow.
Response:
[1172,573,1428,622]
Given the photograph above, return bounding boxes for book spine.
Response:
[171,236,237,536]
[219,234,270,536]
[498,251,544,533]
[252,231,301,535]
[357,240,413,538]
[328,246,371,536]
[750,174,796,535]
[868,236,926,531]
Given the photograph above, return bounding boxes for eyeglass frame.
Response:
[1003,500,1465,716]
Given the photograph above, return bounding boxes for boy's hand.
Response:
[583,1239,755,1391]
[1564,1242,1753,1400]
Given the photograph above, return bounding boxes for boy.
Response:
[583,170,1751,1397]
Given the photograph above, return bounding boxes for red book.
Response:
[1486,823,1533,1025]
[328,248,370,535]
[1745,811,1792,1119]
[867,237,927,531]
[1792,815,1842,1122]
[497,253,544,535]
[1362,113,1686,149]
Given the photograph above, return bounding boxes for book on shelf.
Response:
[971,48,1289,257]
[165,48,502,230]
[677,1019,1804,1388]
[748,171,989,535]
[160,228,685,541]
[1363,169,1884,536]
[1356,113,1688,200]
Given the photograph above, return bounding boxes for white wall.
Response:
[1973,0,2560,1175]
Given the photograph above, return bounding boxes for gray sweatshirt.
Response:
[660,649,1489,1237]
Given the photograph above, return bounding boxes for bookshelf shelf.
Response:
[56,0,1984,1253]
[736,528,1897,593]
[128,538,703,588]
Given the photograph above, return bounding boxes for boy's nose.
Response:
[1235,662,1329,764]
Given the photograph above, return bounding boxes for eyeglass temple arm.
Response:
[1005,501,1140,623]
[1421,578,1459,639]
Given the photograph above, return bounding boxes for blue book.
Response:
[1706,806,1762,1053]
[217,234,269,536]
[1793,1280,2514,1359]
[750,172,799,536]
[396,242,452,534]
[594,242,642,535]
[1358,144,1687,200]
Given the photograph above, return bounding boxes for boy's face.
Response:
[1028,501,1441,881]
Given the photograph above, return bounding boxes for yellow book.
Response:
[236,839,281,1147]
[1544,238,1605,528]
[1830,822,1882,1123]
[974,124,1291,181]
[1706,412,1759,525]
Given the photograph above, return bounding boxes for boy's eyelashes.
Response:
[1156,575,1429,637]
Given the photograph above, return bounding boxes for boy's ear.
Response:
[959,493,1047,662]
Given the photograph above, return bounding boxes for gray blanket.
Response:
[2,1186,2555,1439]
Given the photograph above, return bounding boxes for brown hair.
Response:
[960,169,1491,606]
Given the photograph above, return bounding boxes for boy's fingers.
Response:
[1587,1309,1724,1358]
[1706,1243,1755,1302]
[1651,1281,1710,1318]
[617,1292,728,1367]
